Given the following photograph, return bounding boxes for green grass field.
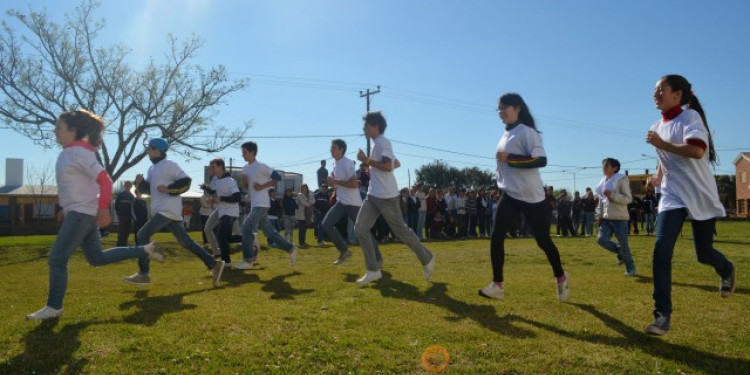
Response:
[0,222,748,374]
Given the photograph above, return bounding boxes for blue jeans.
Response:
[49,211,146,309]
[322,202,361,254]
[652,208,732,317]
[572,211,582,233]
[581,212,595,235]
[240,206,294,261]
[136,213,215,275]
[417,211,427,240]
[347,219,356,244]
[642,212,655,234]
[355,195,433,272]
[597,219,636,274]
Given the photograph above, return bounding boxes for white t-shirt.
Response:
[367,136,399,199]
[650,109,725,220]
[332,156,362,206]
[455,196,466,214]
[416,191,427,212]
[495,124,546,203]
[215,174,240,218]
[242,160,274,208]
[56,142,106,216]
[146,158,189,221]
[444,193,455,210]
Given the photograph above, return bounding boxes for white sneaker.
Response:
[478,282,504,300]
[423,255,435,281]
[557,272,570,301]
[27,306,63,320]
[234,260,254,270]
[356,270,382,284]
[143,242,164,262]
[333,250,352,265]
[289,246,299,268]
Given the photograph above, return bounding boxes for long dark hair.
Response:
[662,74,716,164]
[58,109,104,147]
[499,93,536,129]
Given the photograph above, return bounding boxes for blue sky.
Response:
[1,0,748,193]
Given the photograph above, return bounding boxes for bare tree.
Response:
[25,163,55,222]
[0,0,251,181]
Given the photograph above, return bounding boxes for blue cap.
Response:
[148,138,169,153]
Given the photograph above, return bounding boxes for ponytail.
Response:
[58,109,105,148]
[686,93,716,164]
[662,75,717,165]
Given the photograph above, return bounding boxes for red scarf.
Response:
[661,106,683,121]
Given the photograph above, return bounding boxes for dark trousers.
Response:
[468,213,478,236]
[558,215,575,236]
[133,219,147,245]
[457,214,467,237]
[425,212,435,238]
[116,215,132,246]
[490,194,565,282]
[652,208,732,316]
[630,214,640,234]
[297,220,309,246]
[218,215,242,263]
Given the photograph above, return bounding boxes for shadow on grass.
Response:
[373,271,536,338]
[118,272,261,326]
[0,318,117,375]
[259,271,315,300]
[515,303,750,375]
[118,289,200,326]
[634,275,749,296]
[0,247,51,266]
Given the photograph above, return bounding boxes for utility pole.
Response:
[359,85,380,156]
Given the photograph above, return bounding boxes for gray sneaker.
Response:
[557,272,570,301]
[645,312,670,335]
[289,246,299,269]
[123,273,150,286]
[479,282,504,300]
[143,242,164,262]
[356,270,382,284]
[423,255,436,281]
[212,261,225,287]
[333,250,352,265]
[721,263,736,298]
[27,306,63,320]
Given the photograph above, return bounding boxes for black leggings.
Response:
[490,194,565,282]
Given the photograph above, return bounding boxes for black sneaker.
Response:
[721,263,736,298]
[645,312,670,336]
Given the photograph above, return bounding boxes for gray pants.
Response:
[205,209,241,256]
[204,210,220,256]
[354,195,433,272]
[322,202,361,254]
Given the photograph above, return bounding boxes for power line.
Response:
[390,138,494,160]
